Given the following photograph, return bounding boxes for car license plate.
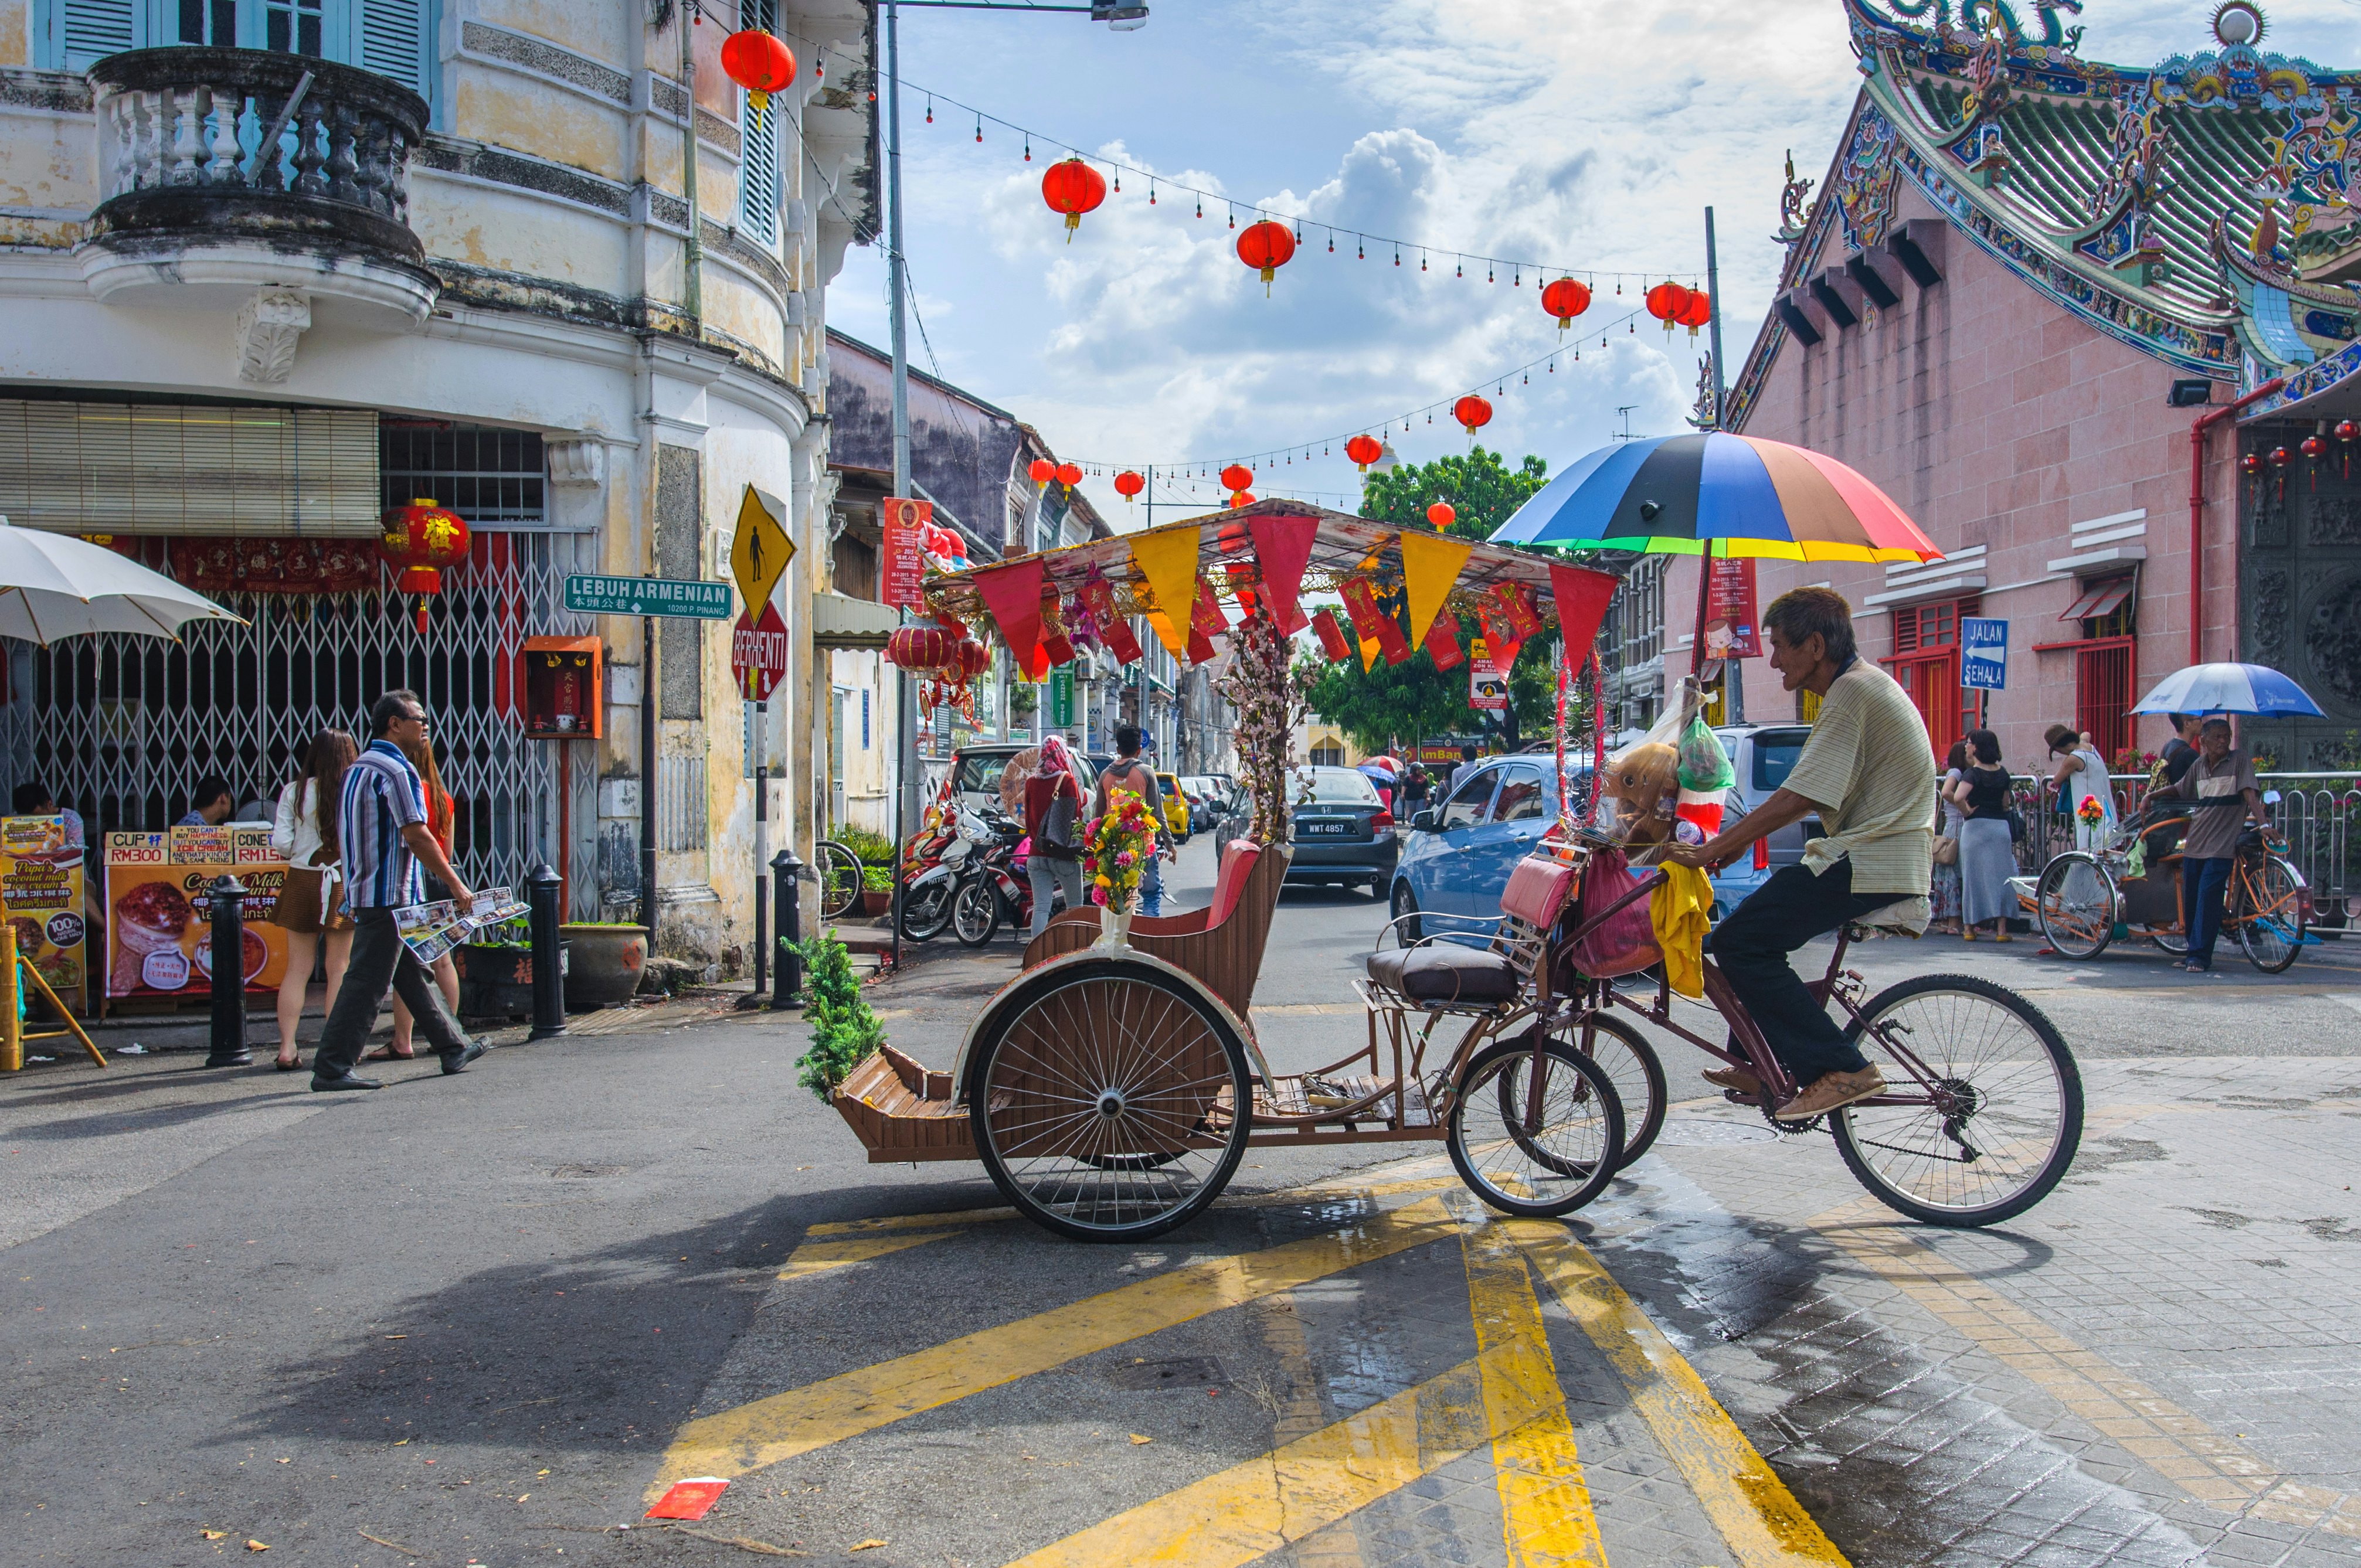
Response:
[1299,821,1351,836]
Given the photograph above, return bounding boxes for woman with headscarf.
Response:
[1022,734,1085,941]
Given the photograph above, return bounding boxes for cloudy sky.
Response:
[823,1,2361,530]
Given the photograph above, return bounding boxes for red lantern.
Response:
[1218,522,1250,553]
[1230,491,1256,508]
[1646,281,1692,332]
[1452,394,1493,434]
[1540,277,1591,332]
[886,625,954,674]
[2240,453,2264,475]
[2304,433,2329,488]
[1344,434,1383,471]
[2338,419,2358,478]
[1219,463,1253,492]
[378,497,470,635]
[1676,290,1713,336]
[953,637,989,681]
[1040,158,1106,240]
[720,29,796,126]
[1426,502,1456,529]
[1113,470,1145,501]
[1054,462,1082,488]
[1236,220,1296,291]
[1028,457,1056,485]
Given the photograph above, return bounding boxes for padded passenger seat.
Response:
[1364,944,1520,1005]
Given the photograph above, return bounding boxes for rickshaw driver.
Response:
[1664,586,1938,1120]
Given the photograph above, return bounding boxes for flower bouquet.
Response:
[2077,794,2107,828]
[1083,787,1157,947]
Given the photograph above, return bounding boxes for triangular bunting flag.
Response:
[1129,524,1201,657]
[1547,563,1619,660]
[974,556,1046,669]
[1359,634,1379,673]
[1245,512,1316,632]
[1399,530,1473,647]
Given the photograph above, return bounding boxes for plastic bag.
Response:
[1569,846,1663,978]
[1589,679,1713,852]
[1674,711,1734,841]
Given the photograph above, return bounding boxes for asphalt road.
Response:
[5,832,2359,1566]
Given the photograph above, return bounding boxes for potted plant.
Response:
[455,913,537,1020]
[857,863,894,918]
[558,920,648,1011]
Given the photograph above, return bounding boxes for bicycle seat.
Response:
[1364,944,1521,1005]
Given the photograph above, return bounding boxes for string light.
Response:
[925,96,933,123]
[974,113,982,143]
[1023,133,1032,162]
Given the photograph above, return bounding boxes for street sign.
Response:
[729,485,794,613]
[564,575,733,618]
[730,602,791,701]
[880,496,928,608]
[1469,637,1507,712]
[1049,668,1075,727]
[1961,617,2009,690]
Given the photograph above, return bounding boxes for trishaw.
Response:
[832,496,2083,1240]
[2027,801,2309,972]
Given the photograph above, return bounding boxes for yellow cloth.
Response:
[1650,863,1714,998]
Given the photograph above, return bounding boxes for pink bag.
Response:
[1568,848,1663,979]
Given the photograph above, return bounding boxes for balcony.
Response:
[76,48,438,378]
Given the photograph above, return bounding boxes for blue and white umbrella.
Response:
[2130,662,2324,717]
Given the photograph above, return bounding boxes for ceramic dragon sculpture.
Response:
[1882,0,2085,54]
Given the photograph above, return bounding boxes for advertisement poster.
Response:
[1469,638,1508,711]
[2,815,87,1012]
[1704,558,1760,659]
[880,497,929,609]
[104,836,289,1004]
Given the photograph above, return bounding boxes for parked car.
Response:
[1154,771,1192,842]
[1714,723,1820,868]
[943,743,1110,818]
[1282,765,1399,894]
[1392,759,1769,933]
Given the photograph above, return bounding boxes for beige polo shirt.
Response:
[1782,659,1938,896]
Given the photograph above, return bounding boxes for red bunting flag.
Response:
[1245,512,1316,632]
[1312,608,1352,662]
[974,557,1046,668]
[1547,563,1619,659]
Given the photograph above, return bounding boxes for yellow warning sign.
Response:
[729,485,794,614]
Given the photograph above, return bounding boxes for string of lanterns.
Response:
[756,26,1706,298]
[2242,420,2361,502]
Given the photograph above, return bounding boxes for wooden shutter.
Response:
[736,0,782,244]
[0,400,382,535]
[352,0,431,100]
[56,0,140,70]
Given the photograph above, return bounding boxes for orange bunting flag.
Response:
[1127,523,1201,657]
[1399,530,1472,646]
[1424,617,1465,672]
[1312,608,1352,662]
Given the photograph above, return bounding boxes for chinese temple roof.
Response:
[1730,2,2361,427]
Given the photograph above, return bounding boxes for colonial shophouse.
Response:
[0,1,874,969]
[1714,0,2361,773]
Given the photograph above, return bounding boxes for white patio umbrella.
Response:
[0,516,244,644]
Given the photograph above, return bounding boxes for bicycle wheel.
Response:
[899,879,955,943]
[1448,1035,1623,1219]
[2236,856,2306,974]
[1526,1012,1665,1169]
[2034,853,2114,960]
[814,841,864,924]
[969,960,1251,1241]
[952,878,1001,947]
[1832,972,2083,1227]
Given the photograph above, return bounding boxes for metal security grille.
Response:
[0,532,604,917]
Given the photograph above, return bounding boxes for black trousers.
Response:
[1705,860,1889,1083]
[312,907,471,1080]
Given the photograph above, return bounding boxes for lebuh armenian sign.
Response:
[563,576,734,618]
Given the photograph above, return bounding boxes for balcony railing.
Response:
[83,47,428,261]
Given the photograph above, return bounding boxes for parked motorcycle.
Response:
[951,811,1068,947]
[899,801,994,942]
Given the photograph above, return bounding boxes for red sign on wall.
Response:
[1706,558,1759,658]
[880,497,929,608]
[731,603,791,700]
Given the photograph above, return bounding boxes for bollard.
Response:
[772,846,803,1006]
[526,862,566,1040]
[205,874,252,1067]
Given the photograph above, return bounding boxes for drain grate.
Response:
[1106,1355,1226,1391]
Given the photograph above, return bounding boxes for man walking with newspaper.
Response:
[311,690,485,1091]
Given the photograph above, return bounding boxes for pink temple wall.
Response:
[1706,181,2240,771]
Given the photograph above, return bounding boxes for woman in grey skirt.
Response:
[1929,739,1968,935]
[1948,728,2017,941]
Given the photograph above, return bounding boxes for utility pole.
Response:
[887,1,914,971]
[1705,206,1741,723]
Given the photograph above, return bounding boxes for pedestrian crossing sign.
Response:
[730,485,794,614]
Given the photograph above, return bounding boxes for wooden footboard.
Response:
[828,1043,976,1163]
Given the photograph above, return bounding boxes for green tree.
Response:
[1303,447,1577,751]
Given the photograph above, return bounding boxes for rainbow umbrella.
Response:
[1490,433,1941,563]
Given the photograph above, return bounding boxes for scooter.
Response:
[900,801,994,942]
[952,812,1069,947]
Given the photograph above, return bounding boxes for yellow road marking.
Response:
[1513,1224,1849,1566]
[657,1195,1458,1497]
[1252,1292,1368,1567]
[776,1173,1464,1279]
[1455,1209,1606,1568]
[1002,1355,1495,1568]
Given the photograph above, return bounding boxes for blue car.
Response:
[1389,756,1764,934]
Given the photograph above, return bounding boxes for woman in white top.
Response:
[2046,723,2118,851]
[267,730,358,1071]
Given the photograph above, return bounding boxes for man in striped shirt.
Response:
[311,689,485,1091]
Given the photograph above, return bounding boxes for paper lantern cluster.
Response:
[1646,282,1713,336]
[378,498,471,635]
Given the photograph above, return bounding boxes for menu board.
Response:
[104,832,289,1005]
[2,815,87,1012]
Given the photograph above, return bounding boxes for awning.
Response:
[2060,577,2133,621]
[812,590,901,651]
